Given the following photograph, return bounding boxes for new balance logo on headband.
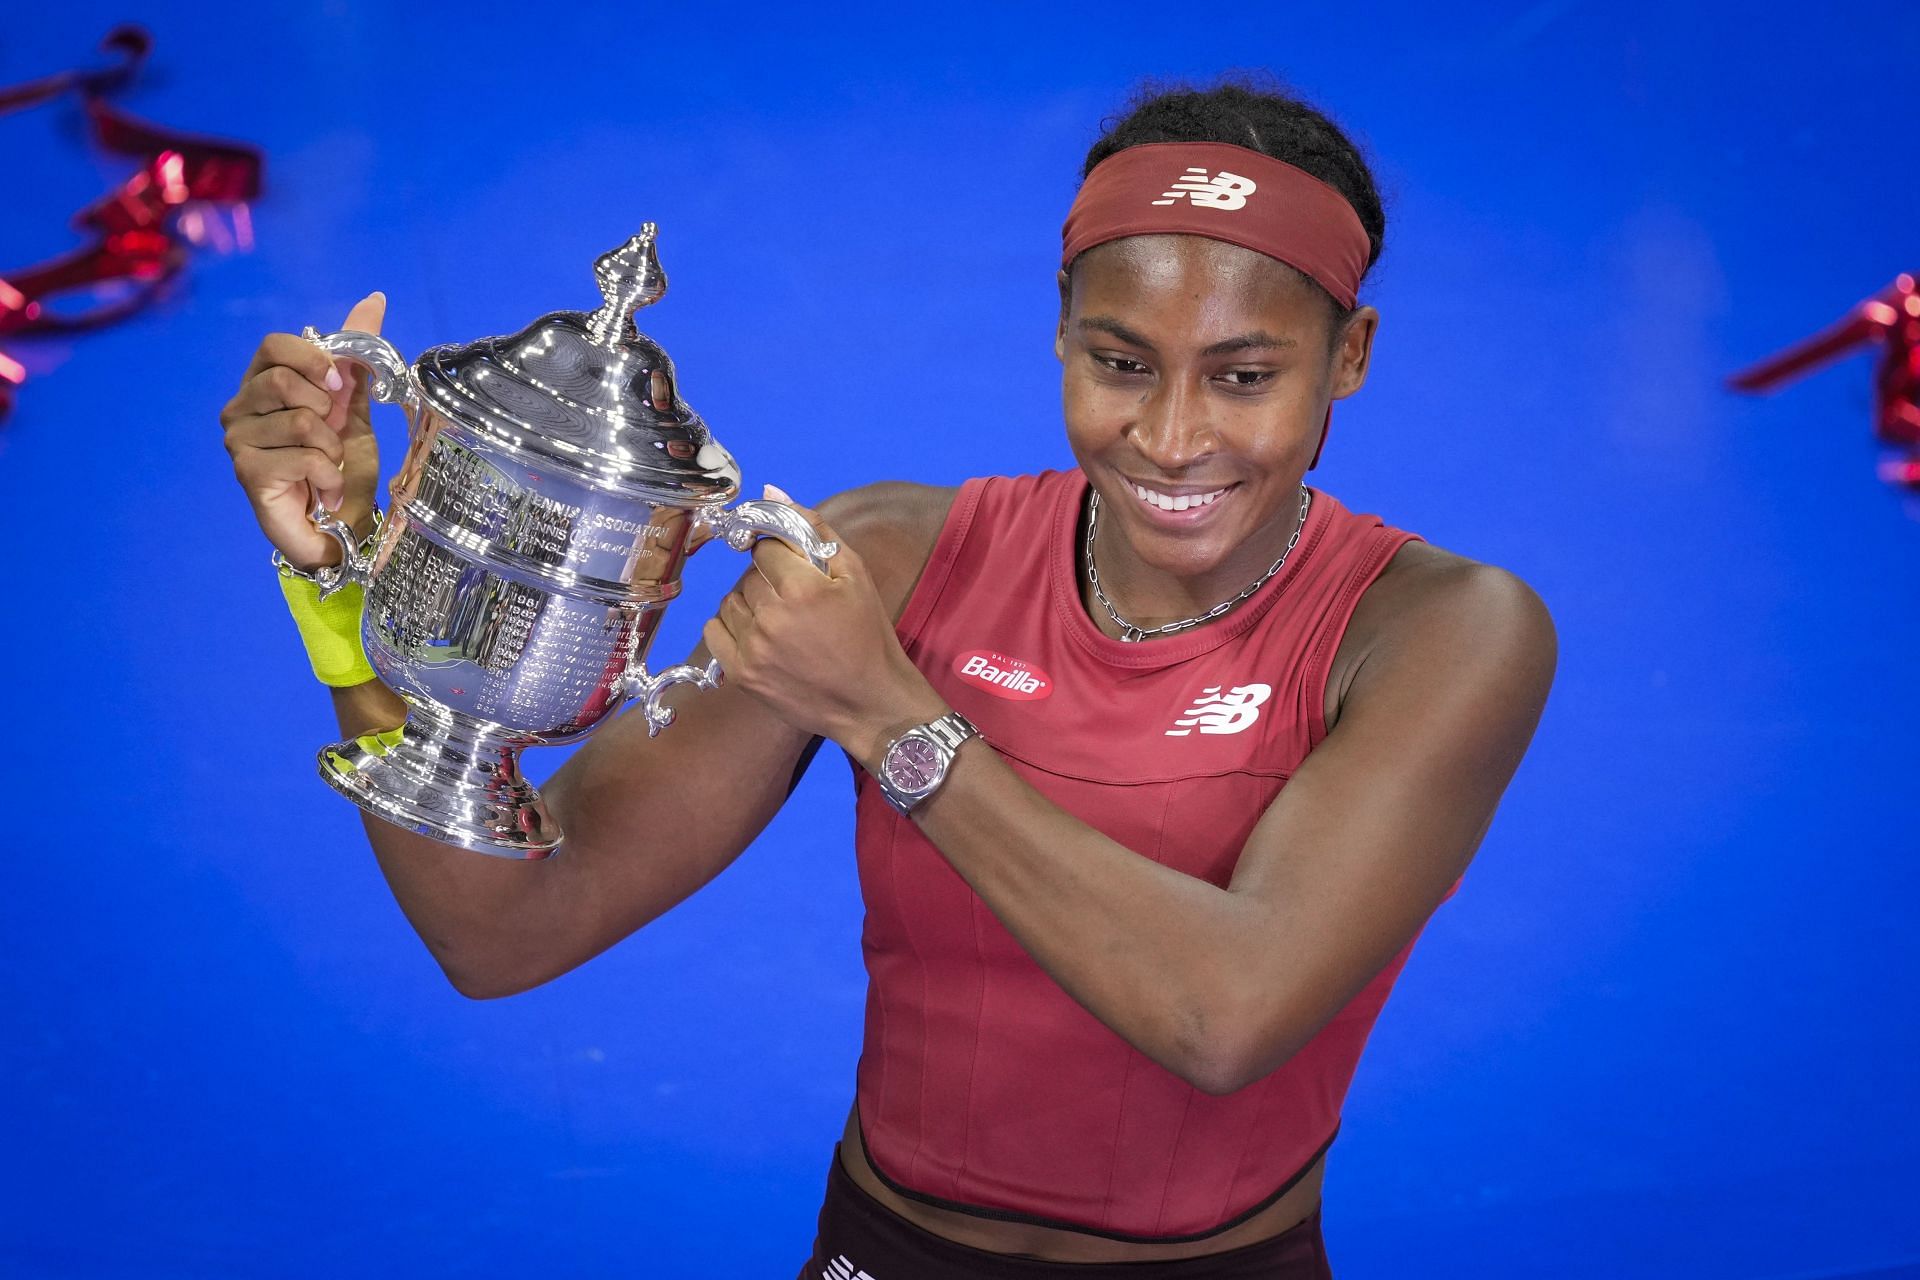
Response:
[1152,167,1258,210]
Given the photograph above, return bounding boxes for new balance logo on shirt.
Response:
[1167,683,1272,736]
[1152,167,1258,210]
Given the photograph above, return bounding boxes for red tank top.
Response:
[851,466,1434,1241]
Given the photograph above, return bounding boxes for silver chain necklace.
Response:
[1084,484,1312,643]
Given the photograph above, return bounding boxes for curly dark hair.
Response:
[1078,75,1386,318]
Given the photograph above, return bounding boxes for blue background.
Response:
[4,3,1917,1275]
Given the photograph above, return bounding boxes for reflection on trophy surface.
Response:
[298,224,835,859]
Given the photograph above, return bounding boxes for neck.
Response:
[1079,483,1309,640]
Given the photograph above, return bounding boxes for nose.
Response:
[1127,373,1217,474]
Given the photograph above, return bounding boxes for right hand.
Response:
[221,292,388,571]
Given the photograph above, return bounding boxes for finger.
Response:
[747,537,799,588]
[717,589,756,636]
[701,617,739,677]
[234,363,334,421]
[336,291,388,428]
[234,406,346,466]
[809,513,852,579]
[303,448,350,513]
[341,290,387,335]
[242,332,337,389]
[763,481,825,531]
[769,511,856,584]
[241,445,349,515]
[763,482,833,533]
[738,559,779,610]
[749,536,823,594]
[761,482,853,580]
[753,532,855,588]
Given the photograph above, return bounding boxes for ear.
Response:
[1054,268,1072,363]
[1330,305,1380,400]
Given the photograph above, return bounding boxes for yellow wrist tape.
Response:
[278,574,378,688]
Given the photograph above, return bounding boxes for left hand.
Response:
[702,486,943,759]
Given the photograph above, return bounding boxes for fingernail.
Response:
[324,365,344,392]
[765,482,793,503]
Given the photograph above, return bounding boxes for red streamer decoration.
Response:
[1729,274,1920,492]
[0,26,263,420]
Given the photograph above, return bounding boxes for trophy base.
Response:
[318,705,562,858]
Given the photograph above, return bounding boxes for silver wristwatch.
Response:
[873,711,980,814]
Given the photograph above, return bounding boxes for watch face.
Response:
[884,737,942,791]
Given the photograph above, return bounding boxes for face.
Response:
[1055,234,1377,608]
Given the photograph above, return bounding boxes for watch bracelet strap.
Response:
[924,710,978,750]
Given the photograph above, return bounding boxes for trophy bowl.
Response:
[297,224,834,859]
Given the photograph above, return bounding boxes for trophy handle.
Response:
[622,497,840,736]
[301,327,418,410]
[297,326,419,594]
[624,655,727,737]
[692,498,839,571]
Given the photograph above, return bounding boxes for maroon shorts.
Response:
[796,1145,1334,1279]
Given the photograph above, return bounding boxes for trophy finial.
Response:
[586,223,668,347]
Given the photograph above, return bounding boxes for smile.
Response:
[1129,481,1233,513]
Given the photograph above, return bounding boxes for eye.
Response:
[1216,368,1275,390]
[1093,353,1150,376]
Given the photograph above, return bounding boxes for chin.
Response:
[1119,520,1238,574]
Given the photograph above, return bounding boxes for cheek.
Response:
[1239,414,1316,467]
[1061,365,1137,418]
[1059,370,1108,434]
[1067,368,1098,418]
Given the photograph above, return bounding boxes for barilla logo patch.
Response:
[954,649,1053,701]
[1152,167,1257,210]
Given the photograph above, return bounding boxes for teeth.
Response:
[1130,482,1227,512]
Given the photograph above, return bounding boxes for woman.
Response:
[223,79,1556,1277]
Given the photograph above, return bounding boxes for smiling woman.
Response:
[754,80,1557,1277]
[224,74,1554,1280]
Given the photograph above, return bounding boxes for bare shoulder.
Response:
[1328,540,1553,731]
[816,480,962,622]
[1359,539,1558,690]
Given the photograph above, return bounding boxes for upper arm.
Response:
[530,480,955,979]
[1220,562,1558,1079]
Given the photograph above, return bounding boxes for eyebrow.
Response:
[1078,315,1296,357]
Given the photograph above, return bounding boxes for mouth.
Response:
[1120,477,1239,526]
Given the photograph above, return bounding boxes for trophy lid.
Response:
[413,224,740,504]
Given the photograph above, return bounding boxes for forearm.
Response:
[848,698,1279,1094]
[330,672,407,738]
[328,679,575,998]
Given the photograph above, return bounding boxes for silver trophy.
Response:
[297,224,833,859]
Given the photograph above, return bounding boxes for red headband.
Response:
[1060,141,1370,309]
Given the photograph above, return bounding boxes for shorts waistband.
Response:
[799,1144,1332,1279]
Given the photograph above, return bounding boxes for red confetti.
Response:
[0,26,264,420]
[1730,273,1920,490]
